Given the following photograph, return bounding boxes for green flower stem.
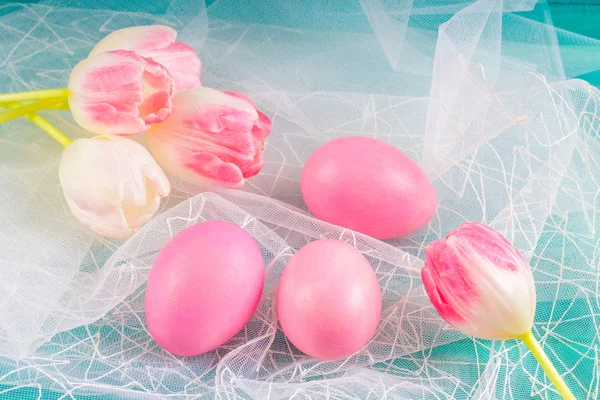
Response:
[53,101,70,110]
[520,331,575,400]
[3,101,72,147]
[0,100,69,110]
[0,98,65,124]
[0,88,69,103]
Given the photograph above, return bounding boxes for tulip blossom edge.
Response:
[422,222,536,341]
[147,88,272,189]
[89,25,201,91]
[68,50,175,136]
[59,135,170,238]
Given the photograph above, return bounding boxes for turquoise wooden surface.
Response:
[551,4,600,86]
[551,3,600,39]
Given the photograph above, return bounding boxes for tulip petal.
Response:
[243,141,266,178]
[145,42,202,91]
[67,197,134,239]
[122,182,162,228]
[184,92,258,133]
[428,239,478,305]
[186,152,245,188]
[421,263,466,326]
[142,164,171,198]
[68,50,174,135]
[451,223,525,272]
[59,135,170,238]
[221,92,272,140]
[147,88,272,188]
[69,99,148,135]
[90,25,201,91]
[138,90,173,124]
[253,110,273,140]
[422,222,536,341]
[92,26,177,52]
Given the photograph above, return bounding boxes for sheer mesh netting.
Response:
[0,0,598,398]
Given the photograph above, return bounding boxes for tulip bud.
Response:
[90,25,201,91]
[421,222,536,340]
[147,88,272,189]
[59,135,170,238]
[68,50,175,136]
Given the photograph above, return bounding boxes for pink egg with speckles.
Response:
[145,221,264,357]
[301,136,437,239]
[277,239,382,360]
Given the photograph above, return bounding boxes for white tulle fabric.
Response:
[0,0,598,398]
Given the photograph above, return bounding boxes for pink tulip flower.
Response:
[59,135,170,238]
[90,25,201,91]
[68,50,175,135]
[147,88,272,189]
[421,222,536,340]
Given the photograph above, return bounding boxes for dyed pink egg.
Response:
[277,239,381,360]
[301,136,437,239]
[145,221,264,356]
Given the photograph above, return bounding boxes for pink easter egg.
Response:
[145,220,264,356]
[277,239,382,360]
[301,136,437,239]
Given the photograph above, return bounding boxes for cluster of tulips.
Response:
[0,25,272,238]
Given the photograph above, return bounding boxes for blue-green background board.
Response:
[1,298,595,399]
[551,3,600,86]
[0,0,598,399]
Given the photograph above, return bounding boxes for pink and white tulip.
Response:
[147,88,272,189]
[421,222,536,340]
[68,50,175,135]
[90,25,201,91]
[59,135,170,239]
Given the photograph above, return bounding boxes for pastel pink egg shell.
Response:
[301,136,437,240]
[145,220,265,357]
[277,239,382,360]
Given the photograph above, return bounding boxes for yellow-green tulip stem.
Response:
[520,331,575,400]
